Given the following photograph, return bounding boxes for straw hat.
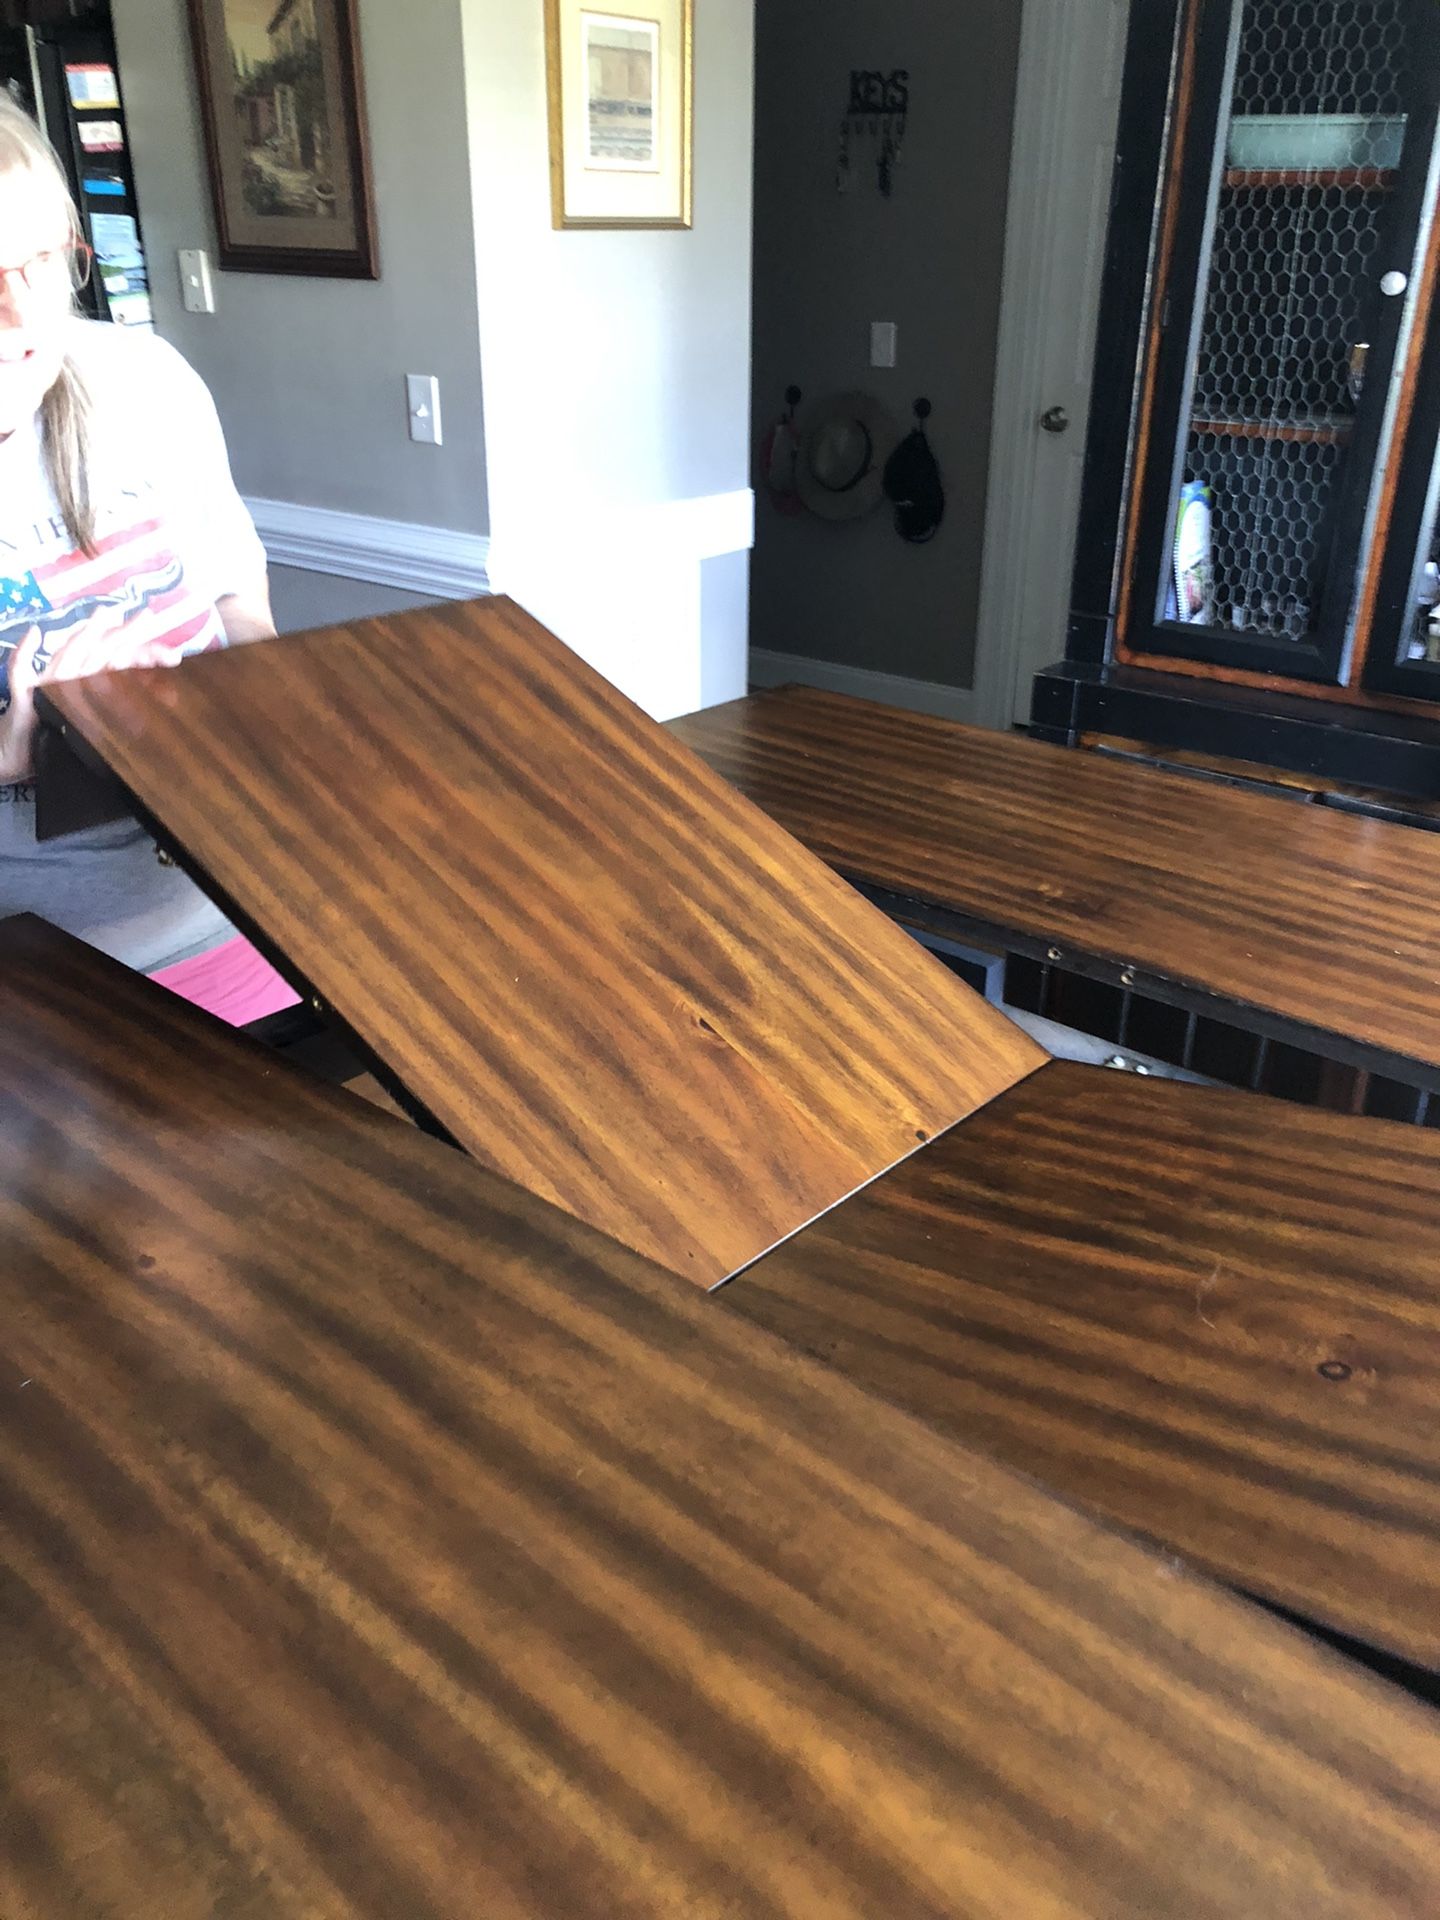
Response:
[795,391,899,521]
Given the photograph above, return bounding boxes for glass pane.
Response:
[1399,432,1440,665]
[1167,0,1412,641]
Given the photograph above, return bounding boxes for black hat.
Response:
[882,400,945,543]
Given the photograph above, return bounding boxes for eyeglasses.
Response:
[0,237,94,295]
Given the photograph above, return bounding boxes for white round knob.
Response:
[1381,270,1409,297]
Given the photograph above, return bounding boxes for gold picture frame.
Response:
[545,0,693,229]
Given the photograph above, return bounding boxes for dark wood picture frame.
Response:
[186,0,378,279]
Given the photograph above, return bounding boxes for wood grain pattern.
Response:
[1107,642,1440,719]
[727,1060,1440,1672]
[670,685,1440,1073]
[6,917,1440,1918]
[41,599,1041,1285]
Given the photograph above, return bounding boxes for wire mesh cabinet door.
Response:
[1117,0,1440,683]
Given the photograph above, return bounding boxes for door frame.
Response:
[972,0,1132,731]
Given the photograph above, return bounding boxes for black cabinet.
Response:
[1039,0,1440,799]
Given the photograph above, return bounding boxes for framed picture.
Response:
[545,0,693,229]
[186,0,378,278]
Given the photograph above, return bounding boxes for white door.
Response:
[972,0,1131,730]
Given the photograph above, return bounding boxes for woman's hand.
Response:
[0,613,173,785]
[218,582,277,645]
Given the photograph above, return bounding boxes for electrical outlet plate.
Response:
[870,321,898,369]
[406,373,443,446]
[177,249,215,315]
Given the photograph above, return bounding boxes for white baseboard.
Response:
[245,496,491,600]
[247,490,752,606]
[747,648,976,722]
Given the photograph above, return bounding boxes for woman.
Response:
[0,94,292,1023]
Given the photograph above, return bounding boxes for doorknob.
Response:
[1040,405,1070,433]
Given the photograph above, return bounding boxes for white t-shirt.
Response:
[0,320,267,973]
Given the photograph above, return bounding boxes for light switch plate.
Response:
[406,373,443,446]
[177,248,215,315]
[870,321,898,369]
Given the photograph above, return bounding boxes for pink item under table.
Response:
[149,933,299,1028]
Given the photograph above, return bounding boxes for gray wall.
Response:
[750,0,1021,689]
[267,565,436,635]
[111,0,487,535]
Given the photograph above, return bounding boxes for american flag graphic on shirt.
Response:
[0,487,225,711]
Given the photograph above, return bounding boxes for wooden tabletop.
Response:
[669,685,1440,1076]
[6,917,1440,1918]
[40,601,1041,1285]
[727,1060,1440,1674]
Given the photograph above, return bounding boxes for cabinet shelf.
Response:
[1223,167,1395,189]
[1191,416,1352,445]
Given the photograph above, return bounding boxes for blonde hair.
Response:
[0,92,94,554]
